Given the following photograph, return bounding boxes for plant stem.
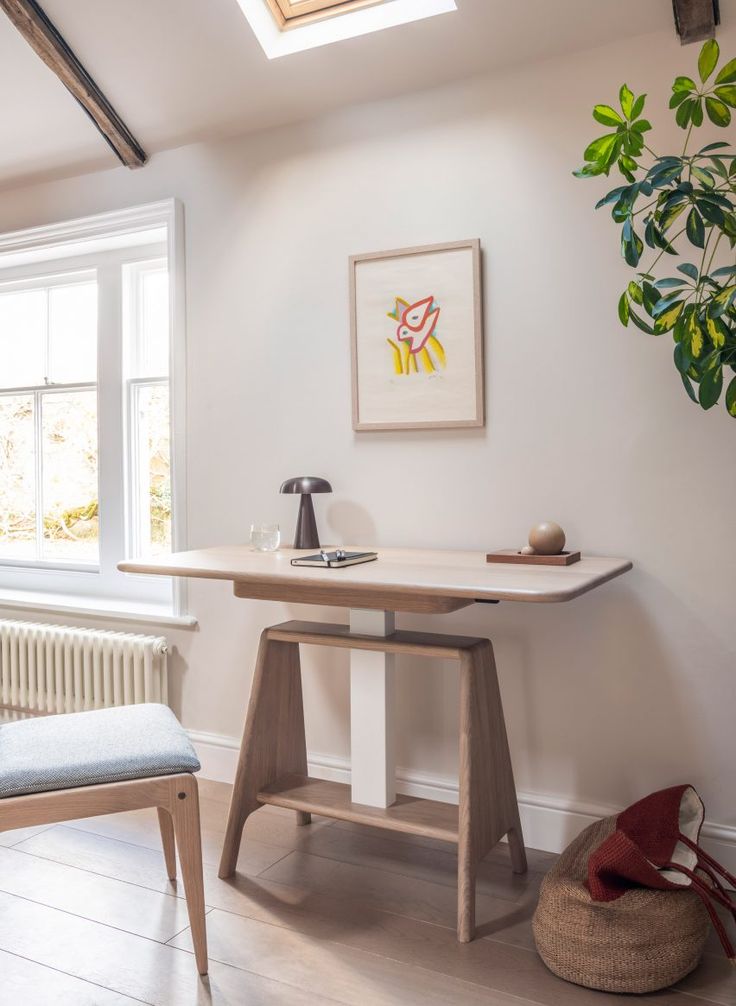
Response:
[633,198,660,218]
[682,121,695,160]
[705,231,725,278]
[645,225,688,273]
[697,230,714,304]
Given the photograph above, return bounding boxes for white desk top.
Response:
[119,546,632,614]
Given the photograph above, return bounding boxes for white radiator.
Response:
[0,619,168,717]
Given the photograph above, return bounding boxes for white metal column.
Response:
[349,609,396,808]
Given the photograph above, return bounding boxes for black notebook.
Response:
[291,550,377,569]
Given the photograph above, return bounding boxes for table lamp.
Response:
[280,476,332,549]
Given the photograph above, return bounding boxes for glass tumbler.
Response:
[249,523,280,551]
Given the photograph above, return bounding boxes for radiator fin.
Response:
[0,620,168,718]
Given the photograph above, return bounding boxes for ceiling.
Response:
[0,0,678,189]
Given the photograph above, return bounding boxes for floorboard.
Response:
[0,778,731,1004]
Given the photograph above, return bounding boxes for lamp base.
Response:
[294,494,320,550]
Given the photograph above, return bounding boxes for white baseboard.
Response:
[188,729,736,874]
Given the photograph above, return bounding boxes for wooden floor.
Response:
[0,778,732,1005]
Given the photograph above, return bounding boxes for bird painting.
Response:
[386,296,446,375]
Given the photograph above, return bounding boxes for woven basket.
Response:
[533,816,710,994]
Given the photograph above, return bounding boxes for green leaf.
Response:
[654,277,687,289]
[698,363,723,409]
[621,218,643,267]
[678,263,700,281]
[692,165,716,187]
[698,199,725,226]
[659,200,687,231]
[627,280,644,304]
[631,94,646,119]
[686,207,706,247]
[654,301,685,332]
[573,163,605,178]
[715,57,736,85]
[618,291,630,326]
[692,98,704,127]
[584,133,619,163]
[631,119,652,133]
[651,291,682,316]
[705,313,728,348]
[629,309,655,334]
[699,39,720,83]
[670,89,691,109]
[681,372,699,403]
[642,281,662,315]
[690,315,705,358]
[593,104,623,126]
[699,141,731,151]
[705,96,731,126]
[620,83,635,118]
[715,84,736,107]
[674,341,692,374]
[594,185,628,210]
[676,98,694,129]
[673,75,697,93]
[725,375,736,416]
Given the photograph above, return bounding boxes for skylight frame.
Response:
[267,0,386,31]
[237,0,458,59]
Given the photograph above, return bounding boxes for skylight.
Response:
[237,0,457,58]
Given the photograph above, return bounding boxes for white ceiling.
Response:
[0,0,677,188]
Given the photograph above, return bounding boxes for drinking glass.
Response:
[249,523,280,551]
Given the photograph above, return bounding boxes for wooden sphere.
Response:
[529,521,566,555]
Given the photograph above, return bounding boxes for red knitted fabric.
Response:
[586,785,736,960]
[589,785,696,902]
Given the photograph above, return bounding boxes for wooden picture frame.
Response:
[350,240,484,431]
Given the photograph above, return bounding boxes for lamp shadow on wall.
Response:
[325,500,377,546]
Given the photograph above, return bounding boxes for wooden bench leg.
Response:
[170,775,208,976]
[457,640,526,943]
[218,632,309,878]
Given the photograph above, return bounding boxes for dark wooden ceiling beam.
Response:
[672,0,720,44]
[0,0,147,168]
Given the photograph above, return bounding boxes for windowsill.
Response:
[0,588,197,628]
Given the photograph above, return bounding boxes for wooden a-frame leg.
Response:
[157,807,177,880]
[457,640,526,943]
[170,775,208,976]
[218,632,309,878]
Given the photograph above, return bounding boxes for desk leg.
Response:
[349,609,396,808]
[219,631,308,878]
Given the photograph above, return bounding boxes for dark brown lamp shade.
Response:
[280,477,332,549]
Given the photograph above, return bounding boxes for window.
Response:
[238,0,457,58]
[0,201,185,619]
[265,0,385,30]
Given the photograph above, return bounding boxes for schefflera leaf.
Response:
[698,362,723,409]
[574,40,736,419]
[726,375,736,416]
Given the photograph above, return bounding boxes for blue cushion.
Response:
[0,704,200,798]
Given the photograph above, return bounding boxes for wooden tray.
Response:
[486,549,581,566]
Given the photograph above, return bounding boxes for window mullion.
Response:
[96,264,125,590]
[34,389,43,559]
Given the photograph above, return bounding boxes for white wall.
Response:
[1,24,734,855]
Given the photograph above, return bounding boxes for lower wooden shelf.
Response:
[257,774,459,844]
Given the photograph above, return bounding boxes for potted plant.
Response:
[575,39,736,419]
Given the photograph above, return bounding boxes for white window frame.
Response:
[0,200,189,624]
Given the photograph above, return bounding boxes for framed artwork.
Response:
[350,239,484,431]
